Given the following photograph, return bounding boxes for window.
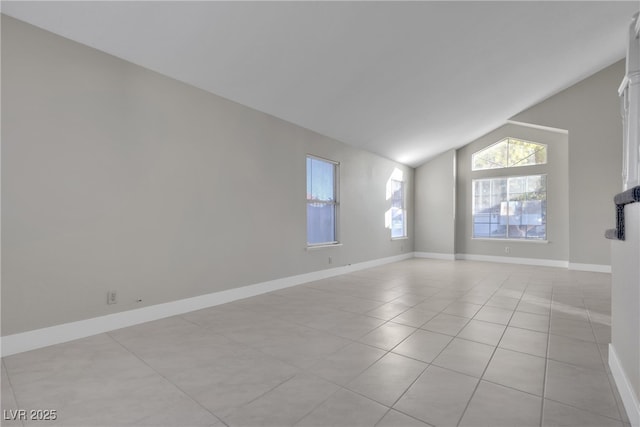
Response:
[306,156,338,245]
[472,137,547,171]
[390,179,406,238]
[472,175,547,240]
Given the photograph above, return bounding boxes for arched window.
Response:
[472,137,547,171]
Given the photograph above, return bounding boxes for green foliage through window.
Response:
[472,138,547,171]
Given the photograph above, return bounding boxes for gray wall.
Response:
[1,16,413,336]
[414,150,456,255]
[511,61,625,266]
[456,124,569,261]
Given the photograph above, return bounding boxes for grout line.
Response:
[543,396,630,424]
[1,358,26,427]
[454,273,528,427]
[105,332,231,427]
[585,295,629,424]
[540,283,554,427]
[379,407,437,427]
[224,369,339,425]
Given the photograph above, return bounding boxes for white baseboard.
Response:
[1,253,413,357]
[609,344,640,426]
[568,263,612,273]
[443,253,610,272]
[414,252,456,261]
[455,253,569,269]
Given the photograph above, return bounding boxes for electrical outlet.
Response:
[328,256,332,264]
[505,246,511,254]
[107,290,117,305]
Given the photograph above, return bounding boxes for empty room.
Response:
[2,1,639,426]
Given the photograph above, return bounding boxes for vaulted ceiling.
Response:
[2,1,638,167]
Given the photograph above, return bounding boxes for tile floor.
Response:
[0,259,631,426]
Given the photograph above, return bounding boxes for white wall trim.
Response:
[455,253,569,268]
[609,344,640,427]
[1,253,413,357]
[568,263,612,273]
[506,119,569,134]
[414,252,456,261]
[417,252,610,272]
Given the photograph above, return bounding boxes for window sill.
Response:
[472,238,549,244]
[391,236,408,241]
[306,243,343,251]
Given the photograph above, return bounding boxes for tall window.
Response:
[307,156,338,245]
[471,137,548,241]
[390,179,406,238]
[472,175,547,240]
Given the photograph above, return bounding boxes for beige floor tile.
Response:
[110,319,242,374]
[517,300,552,316]
[542,399,623,427]
[457,319,507,346]
[545,360,620,420]
[295,388,388,427]
[592,324,612,344]
[391,308,438,328]
[551,305,590,322]
[550,317,596,342]
[163,348,300,417]
[358,322,416,351]
[459,294,492,305]
[347,353,427,406]
[5,334,220,426]
[1,363,22,427]
[483,347,545,396]
[499,326,549,357]
[375,409,432,427]
[182,307,275,332]
[486,295,520,310]
[432,338,494,378]
[548,333,606,371]
[474,305,514,325]
[510,311,550,333]
[421,313,470,336]
[460,381,542,427]
[306,342,385,386]
[442,302,483,318]
[287,307,362,331]
[366,302,412,321]
[413,297,457,312]
[394,365,478,426]
[390,293,429,307]
[319,313,387,340]
[1,259,618,426]
[254,328,351,369]
[223,373,338,427]
[392,329,452,363]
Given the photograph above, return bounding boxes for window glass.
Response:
[307,156,338,245]
[390,179,406,238]
[472,175,546,240]
[472,138,547,171]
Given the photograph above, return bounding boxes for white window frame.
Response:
[471,174,547,242]
[471,137,547,171]
[306,155,340,247]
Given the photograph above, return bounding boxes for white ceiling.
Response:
[2,1,638,167]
